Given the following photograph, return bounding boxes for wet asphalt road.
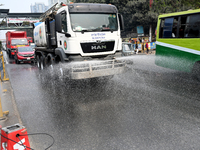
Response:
[3,52,200,150]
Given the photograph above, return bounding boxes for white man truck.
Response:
[34,3,125,79]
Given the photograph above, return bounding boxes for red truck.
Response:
[6,31,29,58]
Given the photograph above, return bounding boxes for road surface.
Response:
[4,52,200,150]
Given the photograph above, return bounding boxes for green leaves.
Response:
[70,0,199,34]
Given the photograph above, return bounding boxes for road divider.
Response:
[0,51,9,82]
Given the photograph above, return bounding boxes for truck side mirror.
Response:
[118,14,124,31]
[65,33,71,37]
[55,14,62,33]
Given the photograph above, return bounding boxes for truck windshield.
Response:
[70,13,118,32]
[11,39,28,45]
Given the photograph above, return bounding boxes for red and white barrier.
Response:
[1,124,31,150]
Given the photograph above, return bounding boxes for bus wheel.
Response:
[192,62,200,81]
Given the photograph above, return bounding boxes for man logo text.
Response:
[91,45,106,50]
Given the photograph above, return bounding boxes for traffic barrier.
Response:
[1,124,31,150]
[0,51,9,82]
[0,96,9,121]
[0,76,9,120]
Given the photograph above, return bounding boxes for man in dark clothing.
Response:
[135,41,138,54]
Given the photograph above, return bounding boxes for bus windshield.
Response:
[70,13,118,32]
[11,39,28,45]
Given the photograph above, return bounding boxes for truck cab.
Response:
[6,31,29,58]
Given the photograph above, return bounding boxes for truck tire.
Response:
[15,59,19,64]
[46,53,55,67]
[36,55,41,69]
[40,56,44,70]
[9,51,11,58]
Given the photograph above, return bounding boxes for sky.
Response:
[0,0,48,39]
[0,0,48,13]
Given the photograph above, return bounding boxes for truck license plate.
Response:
[27,57,30,60]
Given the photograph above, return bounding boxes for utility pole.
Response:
[149,25,152,42]
[149,0,153,42]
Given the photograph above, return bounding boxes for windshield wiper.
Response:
[101,28,110,31]
[100,28,114,33]
[79,29,92,34]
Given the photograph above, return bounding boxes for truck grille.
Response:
[80,41,115,53]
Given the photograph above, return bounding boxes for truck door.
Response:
[57,11,69,51]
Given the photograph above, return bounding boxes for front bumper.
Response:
[68,59,126,79]
[18,58,35,62]
[17,56,35,62]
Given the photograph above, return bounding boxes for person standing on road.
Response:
[145,41,149,54]
[129,38,132,43]
[139,38,142,43]
[135,41,138,54]
[142,38,145,53]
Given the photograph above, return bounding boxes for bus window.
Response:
[159,19,164,38]
[172,17,178,37]
[184,13,200,38]
[163,17,173,38]
[179,16,187,38]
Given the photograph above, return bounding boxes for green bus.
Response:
[155,9,200,80]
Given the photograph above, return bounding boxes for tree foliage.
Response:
[72,0,199,35]
[151,0,195,14]
[182,0,200,9]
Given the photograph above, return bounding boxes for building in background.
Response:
[30,3,48,13]
[48,0,70,8]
